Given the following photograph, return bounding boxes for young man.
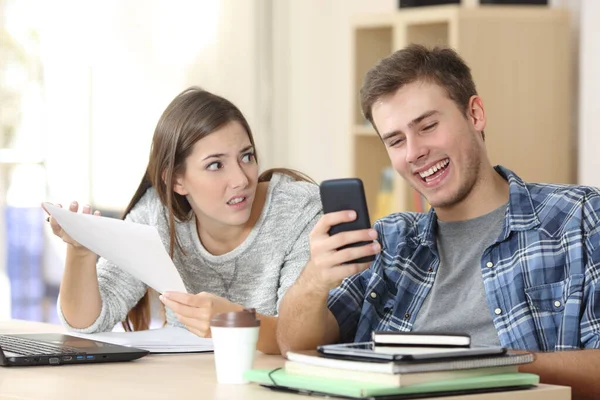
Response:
[278,45,600,399]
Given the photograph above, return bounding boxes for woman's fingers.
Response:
[175,314,211,337]
[160,295,211,320]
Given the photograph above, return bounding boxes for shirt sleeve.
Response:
[276,192,322,313]
[582,222,600,348]
[327,269,371,343]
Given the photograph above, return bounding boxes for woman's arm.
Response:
[46,202,103,328]
[48,200,149,333]
[253,313,279,354]
[59,247,103,328]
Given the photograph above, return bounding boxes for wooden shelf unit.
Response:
[351,5,572,214]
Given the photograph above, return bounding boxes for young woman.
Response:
[45,87,322,354]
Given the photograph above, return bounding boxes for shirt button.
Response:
[370,292,377,299]
[486,262,494,268]
[494,308,502,315]
[428,267,433,273]
[554,300,561,308]
[404,313,411,319]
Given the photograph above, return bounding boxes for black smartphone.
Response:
[319,178,376,264]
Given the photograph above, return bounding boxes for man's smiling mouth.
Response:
[418,159,449,182]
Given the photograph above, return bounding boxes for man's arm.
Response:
[519,349,600,400]
[277,210,381,356]
[276,271,341,355]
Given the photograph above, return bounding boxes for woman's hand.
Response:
[159,292,244,338]
[42,201,101,256]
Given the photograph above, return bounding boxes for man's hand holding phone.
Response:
[301,178,382,294]
[303,210,381,293]
[278,179,379,352]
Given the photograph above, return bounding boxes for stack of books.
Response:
[245,332,539,399]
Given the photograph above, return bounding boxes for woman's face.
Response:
[172,121,259,230]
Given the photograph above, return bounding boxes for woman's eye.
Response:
[242,152,255,163]
[206,161,222,171]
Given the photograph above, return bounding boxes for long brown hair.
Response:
[121,87,313,331]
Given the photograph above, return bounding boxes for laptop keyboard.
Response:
[0,335,84,356]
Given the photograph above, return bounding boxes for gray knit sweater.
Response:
[58,173,322,333]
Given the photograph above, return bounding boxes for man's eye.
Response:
[423,123,437,131]
[389,138,405,147]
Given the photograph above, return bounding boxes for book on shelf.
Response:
[286,350,534,375]
[284,360,518,387]
[372,331,470,347]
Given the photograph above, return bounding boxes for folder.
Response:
[244,369,539,399]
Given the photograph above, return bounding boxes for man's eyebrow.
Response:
[408,110,439,128]
[381,130,402,141]
[380,110,439,141]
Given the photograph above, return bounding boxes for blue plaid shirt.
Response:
[328,166,600,351]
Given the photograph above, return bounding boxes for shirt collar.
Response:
[495,165,540,238]
[414,165,540,247]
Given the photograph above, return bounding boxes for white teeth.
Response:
[228,197,245,205]
[419,159,449,179]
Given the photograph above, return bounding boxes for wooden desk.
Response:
[0,320,571,400]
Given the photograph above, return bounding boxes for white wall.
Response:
[40,0,267,211]
[272,0,396,183]
[578,0,600,186]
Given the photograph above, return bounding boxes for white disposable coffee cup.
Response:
[210,308,261,384]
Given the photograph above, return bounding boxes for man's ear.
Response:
[468,95,486,132]
[165,170,188,196]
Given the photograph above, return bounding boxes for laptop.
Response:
[0,332,149,366]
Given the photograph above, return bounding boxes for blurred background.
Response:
[0,0,597,325]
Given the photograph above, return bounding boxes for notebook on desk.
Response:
[0,332,149,366]
[245,368,539,399]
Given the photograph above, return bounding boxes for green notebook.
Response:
[244,369,539,399]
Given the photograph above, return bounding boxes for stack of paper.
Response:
[72,327,213,354]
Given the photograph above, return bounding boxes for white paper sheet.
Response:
[72,327,213,354]
[44,202,186,293]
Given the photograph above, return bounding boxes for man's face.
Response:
[372,81,485,210]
